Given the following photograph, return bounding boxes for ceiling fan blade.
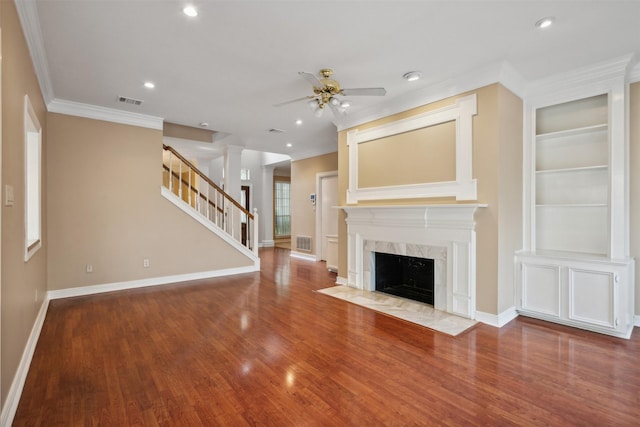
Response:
[340,87,386,96]
[273,95,314,107]
[299,71,324,89]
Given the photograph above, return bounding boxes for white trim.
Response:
[160,187,259,263]
[336,276,348,286]
[630,62,640,83]
[525,54,634,101]
[48,99,164,130]
[634,315,640,327]
[23,95,43,262]
[476,307,519,328]
[338,60,525,131]
[14,0,55,104]
[260,240,275,247]
[346,94,477,203]
[0,296,49,427]
[48,266,259,301]
[342,204,486,319]
[290,251,317,262]
[315,170,338,260]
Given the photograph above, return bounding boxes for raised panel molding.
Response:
[568,268,616,328]
[346,94,477,203]
[521,263,561,317]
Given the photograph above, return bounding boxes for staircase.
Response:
[161,145,259,261]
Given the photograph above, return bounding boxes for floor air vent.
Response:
[296,236,312,252]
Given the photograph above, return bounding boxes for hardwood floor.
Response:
[14,247,640,426]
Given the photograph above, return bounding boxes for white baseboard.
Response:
[290,251,317,262]
[635,315,640,327]
[0,296,50,427]
[260,240,275,247]
[336,276,348,286]
[47,265,260,300]
[476,306,518,328]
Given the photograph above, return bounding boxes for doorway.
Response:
[316,171,338,261]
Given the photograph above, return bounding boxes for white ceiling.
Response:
[19,1,640,160]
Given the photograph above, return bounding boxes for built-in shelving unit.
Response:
[534,94,609,257]
[516,57,635,339]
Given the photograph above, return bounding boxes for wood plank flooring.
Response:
[14,247,640,426]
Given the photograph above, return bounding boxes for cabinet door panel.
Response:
[522,263,561,317]
[568,268,615,328]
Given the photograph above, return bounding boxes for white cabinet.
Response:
[518,254,634,338]
[516,57,635,338]
[326,235,338,272]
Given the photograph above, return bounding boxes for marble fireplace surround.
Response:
[342,204,486,319]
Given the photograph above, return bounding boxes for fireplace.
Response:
[342,204,485,319]
[375,252,435,305]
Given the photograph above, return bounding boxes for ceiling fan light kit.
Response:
[276,68,386,118]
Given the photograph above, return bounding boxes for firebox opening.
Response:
[374,252,435,305]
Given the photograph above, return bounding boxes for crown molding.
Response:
[15,0,55,104]
[630,62,640,83]
[48,99,164,130]
[337,60,526,131]
[525,54,635,99]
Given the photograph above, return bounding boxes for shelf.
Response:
[536,123,607,142]
[536,204,607,208]
[536,165,608,174]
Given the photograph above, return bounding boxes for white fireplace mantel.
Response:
[341,204,487,319]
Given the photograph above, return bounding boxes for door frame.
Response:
[315,170,338,261]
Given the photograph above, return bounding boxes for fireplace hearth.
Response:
[375,252,435,305]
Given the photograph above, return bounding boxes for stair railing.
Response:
[162,145,258,255]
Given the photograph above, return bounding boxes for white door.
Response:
[320,175,338,260]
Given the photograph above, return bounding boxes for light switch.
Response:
[5,185,14,207]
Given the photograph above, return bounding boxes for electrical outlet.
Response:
[143,259,150,268]
[86,264,93,273]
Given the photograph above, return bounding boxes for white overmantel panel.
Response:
[346,94,478,204]
[341,204,486,319]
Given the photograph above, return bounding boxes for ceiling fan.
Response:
[275,68,386,117]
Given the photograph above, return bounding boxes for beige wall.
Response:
[630,82,640,316]
[357,120,456,188]
[1,0,49,406]
[290,152,338,255]
[163,122,213,143]
[338,84,523,316]
[47,113,253,290]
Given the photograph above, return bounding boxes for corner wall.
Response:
[1,0,48,407]
[46,113,253,291]
[290,152,338,257]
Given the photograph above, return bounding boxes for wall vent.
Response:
[268,128,286,133]
[117,95,144,106]
[296,236,312,252]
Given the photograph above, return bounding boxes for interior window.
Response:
[24,95,42,261]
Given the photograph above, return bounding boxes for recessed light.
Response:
[403,71,422,82]
[143,82,155,89]
[286,143,292,148]
[535,16,554,29]
[199,122,209,127]
[295,119,302,125]
[183,5,198,17]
